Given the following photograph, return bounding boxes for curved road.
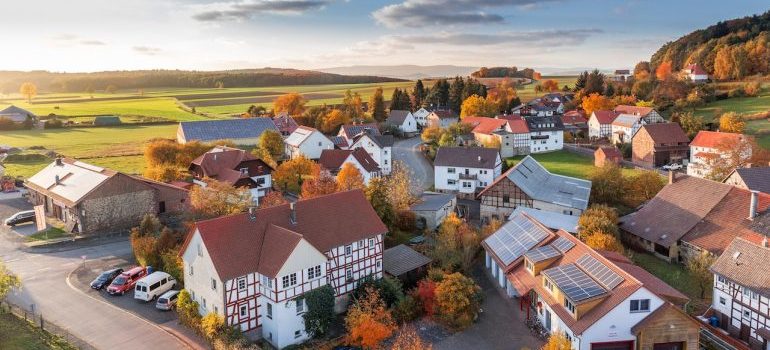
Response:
[392,136,433,194]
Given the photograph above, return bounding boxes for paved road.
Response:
[393,136,433,194]
[0,197,190,350]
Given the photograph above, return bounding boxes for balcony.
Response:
[459,173,478,180]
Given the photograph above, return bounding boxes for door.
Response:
[545,309,552,330]
[591,341,634,350]
[740,324,751,342]
[653,342,684,350]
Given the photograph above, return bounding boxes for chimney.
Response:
[745,163,753,169]
[749,190,759,220]
[248,206,257,220]
[55,157,63,166]
[289,202,296,224]
[668,170,675,185]
[54,175,61,185]
[763,236,769,248]
[477,156,482,162]
[213,153,218,161]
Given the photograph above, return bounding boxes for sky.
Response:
[1,0,768,72]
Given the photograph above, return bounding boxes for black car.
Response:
[4,210,35,226]
[90,268,124,290]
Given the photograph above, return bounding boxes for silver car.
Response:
[155,290,180,311]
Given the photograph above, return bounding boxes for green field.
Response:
[505,150,642,180]
[0,312,77,350]
[692,84,770,148]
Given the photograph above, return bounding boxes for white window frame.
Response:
[630,299,650,313]
[267,303,273,319]
[239,304,248,318]
[237,277,247,292]
[345,245,352,256]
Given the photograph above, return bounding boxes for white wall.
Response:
[435,163,500,193]
[182,229,225,317]
[579,288,664,350]
[352,135,391,175]
[529,131,563,153]
[398,113,418,133]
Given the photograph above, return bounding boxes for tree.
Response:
[675,112,706,138]
[655,61,672,80]
[542,333,572,350]
[415,279,437,316]
[366,177,396,230]
[623,171,664,207]
[542,79,559,92]
[481,218,503,238]
[633,61,652,80]
[177,289,202,329]
[387,161,416,211]
[345,287,396,349]
[460,94,496,118]
[434,272,482,331]
[352,276,404,308]
[370,87,386,122]
[703,135,754,181]
[0,261,21,299]
[301,172,338,199]
[259,191,288,209]
[686,252,716,299]
[392,325,432,350]
[273,156,321,193]
[719,112,746,134]
[201,313,226,341]
[584,69,606,95]
[412,80,426,108]
[584,231,624,253]
[432,213,479,272]
[321,109,348,134]
[533,72,542,80]
[19,82,37,103]
[631,79,654,101]
[304,285,336,338]
[588,164,626,205]
[257,129,284,161]
[578,204,619,237]
[189,179,252,219]
[105,84,118,94]
[390,88,409,111]
[337,163,365,191]
[581,93,614,117]
[273,92,307,116]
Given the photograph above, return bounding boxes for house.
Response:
[412,108,431,127]
[179,190,387,349]
[383,244,432,284]
[189,146,274,204]
[433,147,502,198]
[562,110,588,137]
[478,155,591,222]
[526,116,564,153]
[26,158,188,234]
[611,114,644,144]
[588,111,620,140]
[426,110,459,128]
[631,123,690,168]
[613,106,664,124]
[271,112,299,136]
[595,147,623,167]
[349,130,394,175]
[619,173,770,262]
[318,148,381,184]
[284,126,334,160]
[682,64,708,82]
[483,212,698,350]
[687,131,751,179]
[0,105,36,124]
[710,237,770,349]
[509,207,580,234]
[386,110,418,134]
[723,166,770,194]
[177,118,278,145]
[410,192,457,230]
[613,69,632,81]
[462,116,530,157]
[337,123,380,142]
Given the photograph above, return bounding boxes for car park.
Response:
[155,290,180,310]
[4,210,35,226]
[107,266,147,295]
[134,271,176,302]
[90,268,124,290]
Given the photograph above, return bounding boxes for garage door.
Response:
[591,341,634,350]
[653,342,684,350]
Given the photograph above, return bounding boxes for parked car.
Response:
[4,210,35,226]
[90,268,123,290]
[134,271,176,302]
[662,163,683,170]
[107,266,147,295]
[155,290,180,310]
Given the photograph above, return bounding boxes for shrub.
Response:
[415,279,437,316]
[396,210,416,231]
[303,285,336,338]
[393,294,422,323]
[728,87,746,98]
[177,290,202,330]
[744,82,761,97]
[434,273,483,331]
[45,118,64,129]
[351,275,404,308]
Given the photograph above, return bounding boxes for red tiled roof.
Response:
[614,105,655,117]
[190,146,258,177]
[596,147,622,159]
[562,110,588,125]
[690,131,745,149]
[685,64,707,76]
[610,259,690,303]
[591,110,620,124]
[182,190,387,281]
[506,118,530,134]
[272,112,299,134]
[461,116,508,135]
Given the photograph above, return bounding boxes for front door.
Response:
[653,342,684,350]
[740,324,751,342]
[545,309,551,330]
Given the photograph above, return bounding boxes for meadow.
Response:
[692,83,770,148]
[505,150,643,180]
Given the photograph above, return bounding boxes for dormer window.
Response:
[564,298,576,314]
[544,277,554,293]
[525,259,533,272]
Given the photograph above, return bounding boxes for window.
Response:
[743,310,751,318]
[237,277,247,292]
[189,265,194,276]
[447,179,457,185]
[239,304,248,318]
[544,278,554,292]
[719,297,726,305]
[295,330,302,339]
[345,245,352,256]
[525,259,533,271]
[447,168,456,174]
[718,275,726,283]
[462,182,472,188]
[296,297,305,314]
[564,298,576,314]
[202,298,207,309]
[630,299,650,313]
[267,303,273,319]
[197,243,202,257]
[318,141,322,146]
[307,265,321,280]
[359,240,365,248]
[261,275,273,288]
[503,195,510,203]
[346,269,353,282]
[369,238,375,247]
[376,260,381,269]
[282,273,297,288]
[214,306,218,314]
[211,279,217,291]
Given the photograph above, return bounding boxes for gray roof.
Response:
[353,132,395,149]
[732,167,770,194]
[383,244,432,276]
[485,156,590,210]
[411,192,456,212]
[434,147,500,169]
[509,207,580,233]
[525,115,565,132]
[710,238,770,296]
[0,105,36,122]
[386,110,411,125]
[178,118,278,143]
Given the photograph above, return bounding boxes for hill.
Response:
[651,10,770,78]
[317,65,476,79]
[0,68,406,93]
[470,66,538,79]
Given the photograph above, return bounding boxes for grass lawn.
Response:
[692,84,770,149]
[518,76,577,102]
[26,227,68,242]
[0,312,77,350]
[505,150,643,180]
[629,252,711,313]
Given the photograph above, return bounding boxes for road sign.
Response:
[33,205,46,231]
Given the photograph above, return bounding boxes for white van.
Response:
[134,272,176,301]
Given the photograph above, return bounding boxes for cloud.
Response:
[133,46,162,55]
[372,0,562,28]
[398,29,603,47]
[52,34,107,46]
[192,0,329,21]
[80,40,106,46]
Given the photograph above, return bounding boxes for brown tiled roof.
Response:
[257,225,303,278]
[507,229,642,335]
[563,110,588,125]
[685,64,707,76]
[639,123,689,145]
[506,118,530,134]
[386,110,411,125]
[272,112,299,134]
[430,110,458,120]
[319,148,380,173]
[591,110,620,124]
[711,238,770,295]
[596,147,622,159]
[182,190,387,280]
[614,105,655,117]
[690,131,744,148]
[190,146,261,177]
[340,123,380,139]
[434,146,500,169]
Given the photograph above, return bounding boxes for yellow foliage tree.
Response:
[273,156,321,193]
[434,272,482,331]
[337,163,365,191]
[20,82,37,103]
[581,93,614,117]
[273,92,307,116]
[391,325,433,350]
[189,178,253,220]
[584,231,624,253]
[460,94,496,118]
[542,79,559,92]
[301,172,338,199]
[542,332,572,350]
[321,109,349,134]
[200,313,226,341]
[345,287,396,349]
[719,112,746,134]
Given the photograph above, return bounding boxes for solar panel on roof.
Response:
[551,236,575,253]
[543,264,606,302]
[525,245,561,263]
[576,254,624,290]
[484,214,550,266]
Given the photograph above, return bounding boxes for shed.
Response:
[410,192,457,230]
[595,147,623,167]
[93,116,122,126]
[383,244,432,284]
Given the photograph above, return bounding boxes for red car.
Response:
[106,266,147,295]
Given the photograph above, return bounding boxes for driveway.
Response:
[393,136,433,194]
[0,197,194,350]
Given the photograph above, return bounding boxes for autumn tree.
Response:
[370,87,386,122]
[581,93,614,116]
[189,178,252,220]
[655,61,672,80]
[321,109,348,134]
[578,204,619,237]
[588,163,626,205]
[460,94,496,118]
[542,79,559,92]
[542,333,572,350]
[533,72,542,80]
[703,136,754,181]
[19,82,37,103]
[719,112,746,134]
[273,156,321,193]
[345,287,396,349]
[301,172,338,199]
[143,139,212,182]
[674,112,706,138]
[432,213,479,272]
[343,90,364,120]
[434,272,482,331]
[623,171,665,208]
[633,61,651,80]
[686,252,716,299]
[0,261,21,299]
[258,191,288,209]
[392,325,432,350]
[273,92,307,116]
[387,161,416,211]
[584,231,624,253]
[257,129,284,161]
[481,218,503,238]
[486,79,519,113]
[415,279,437,316]
[366,177,396,230]
[337,163,365,191]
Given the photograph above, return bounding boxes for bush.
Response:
[728,87,746,98]
[744,82,761,97]
[434,272,483,331]
[393,294,422,323]
[351,275,404,308]
[45,118,64,129]
[303,285,336,338]
[4,153,50,163]
[177,290,202,330]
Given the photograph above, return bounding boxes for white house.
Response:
[610,114,643,144]
[426,110,459,129]
[461,116,529,158]
[318,148,381,184]
[284,126,334,160]
[180,190,387,349]
[525,116,565,153]
[686,130,750,178]
[483,213,697,350]
[350,131,394,175]
[588,111,620,140]
[188,146,274,205]
[682,64,709,82]
[412,108,431,127]
[386,110,418,134]
[433,147,502,197]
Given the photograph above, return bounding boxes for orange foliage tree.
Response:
[542,332,572,350]
[581,93,615,116]
[273,92,307,116]
[533,72,542,80]
[272,156,321,193]
[434,272,482,331]
[258,191,288,209]
[542,79,559,92]
[321,109,349,134]
[415,279,437,316]
[345,287,396,349]
[337,163,366,191]
[655,61,672,80]
[301,172,338,199]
